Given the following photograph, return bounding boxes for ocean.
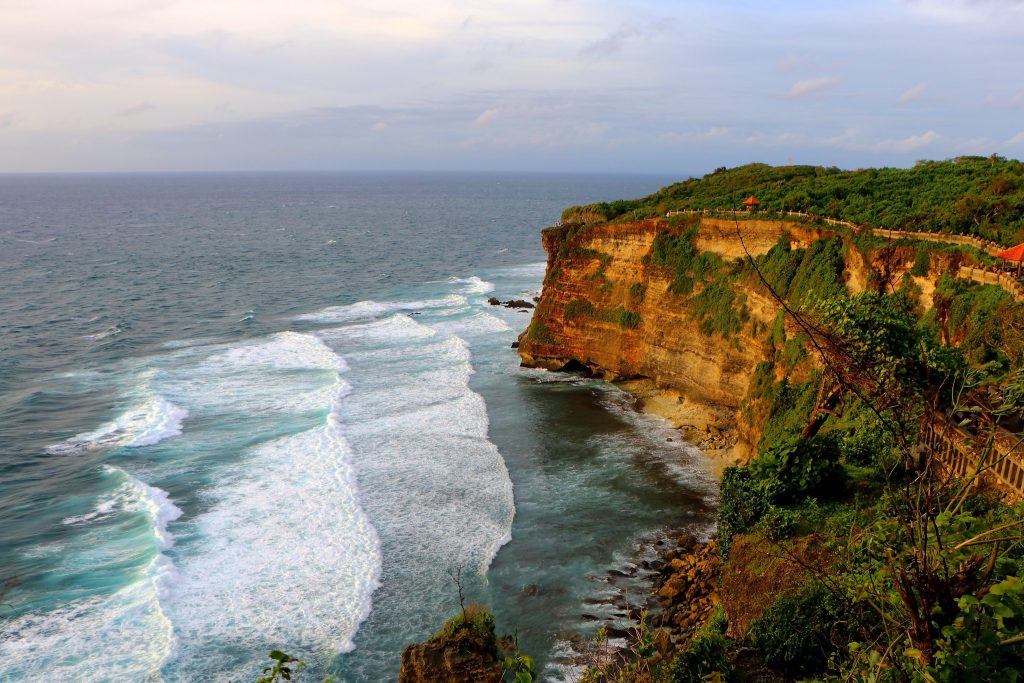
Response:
[0,172,717,682]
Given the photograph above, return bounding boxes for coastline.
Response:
[617,379,741,477]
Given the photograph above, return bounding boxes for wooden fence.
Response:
[921,414,1024,501]
[666,209,1003,255]
[958,266,1024,301]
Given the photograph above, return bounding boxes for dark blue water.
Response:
[0,172,716,681]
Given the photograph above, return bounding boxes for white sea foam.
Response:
[127,330,385,681]
[1,467,182,681]
[337,334,515,583]
[164,332,350,416]
[495,262,548,280]
[46,395,188,455]
[163,397,381,681]
[212,330,347,371]
[447,275,495,294]
[318,314,438,346]
[426,310,512,337]
[294,294,467,323]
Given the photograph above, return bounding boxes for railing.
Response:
[665,209,1002,255]
[921,414,1024,500]
[958,266,1024,301]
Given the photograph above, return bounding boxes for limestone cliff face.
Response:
[518,219,788,460]
[517,217,965,462]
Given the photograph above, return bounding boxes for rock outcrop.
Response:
[652,537,722,647]
[397,606,503,683]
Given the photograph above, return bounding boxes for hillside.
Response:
[562,157,1024,245]
[514,162,1024,681]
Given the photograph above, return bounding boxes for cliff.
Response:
[517,216,974,467]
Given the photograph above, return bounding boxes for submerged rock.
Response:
[486,296,535,309]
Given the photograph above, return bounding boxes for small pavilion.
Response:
[995,243,1024,276]
[743,196,761,212]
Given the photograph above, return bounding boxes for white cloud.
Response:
[371,121,387,132]
[871,130,939,152]
[787,78,839,98]
[898,83,927,104]
[475,108,498,126]
[1007,131,1024,146]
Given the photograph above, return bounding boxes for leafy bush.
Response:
[749,582,852,677]
[718,466,770,559]
[650,229,724,295]
[750,434,848,504]
[669,606,732,682]
[619,309,641,329]
[755,504,801,541]
[912,247,931,276]
[629,282,646,302]
[526,321,555,344]
[689,277,749,338]
[565,299,596,320]
[429,604,499,659]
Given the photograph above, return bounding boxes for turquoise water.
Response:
[0,172,716,681]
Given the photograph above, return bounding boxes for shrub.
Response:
[526,321,555,344]
[565,299,596,320]
[751,434,848,504]
[749,582,852,677]
[619,309,641,329]
[911,247,931,276]
[650,229,724,295]
[669,606,731,682]
[718,466,770,559]
[429,604,499,659]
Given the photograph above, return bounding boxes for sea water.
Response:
[0,172,717,681]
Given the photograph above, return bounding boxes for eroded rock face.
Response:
[518,219,790,459]
[397,638,502,683]
[397,608,503,683]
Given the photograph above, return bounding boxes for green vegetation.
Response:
[929,274,1024,372]
[525,320,555,345]
[561,157,1024,244]
[667,607,731,682]
[748,582,853,677]
[565,298,640,329]
[647,228,749,341]
[710,284,1024,681]
[649,228,724,295]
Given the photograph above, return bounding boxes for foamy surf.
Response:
[294,294,468,323]
[447,275,495,295]
[153,330,382,681]
[0,467,182,682]
[46,395,188,455]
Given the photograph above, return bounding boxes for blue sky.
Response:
[1,0,1022,173]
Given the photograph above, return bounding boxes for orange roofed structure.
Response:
[742,196,761,212]
[995,244,1024,262]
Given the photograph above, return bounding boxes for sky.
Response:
[1,0,1023,174]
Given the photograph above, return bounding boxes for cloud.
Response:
[371,121,387,132]
[787,78,839,98]
[871,130,939,152]
[475,108,498,126]
[117,102,156,116]
[0,111,16,128]
[1007,131,1024,146]
[898,83,927,104]
[580,20,671,59]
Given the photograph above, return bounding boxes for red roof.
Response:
[743,196,761,206]
[995,244,1024,262]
